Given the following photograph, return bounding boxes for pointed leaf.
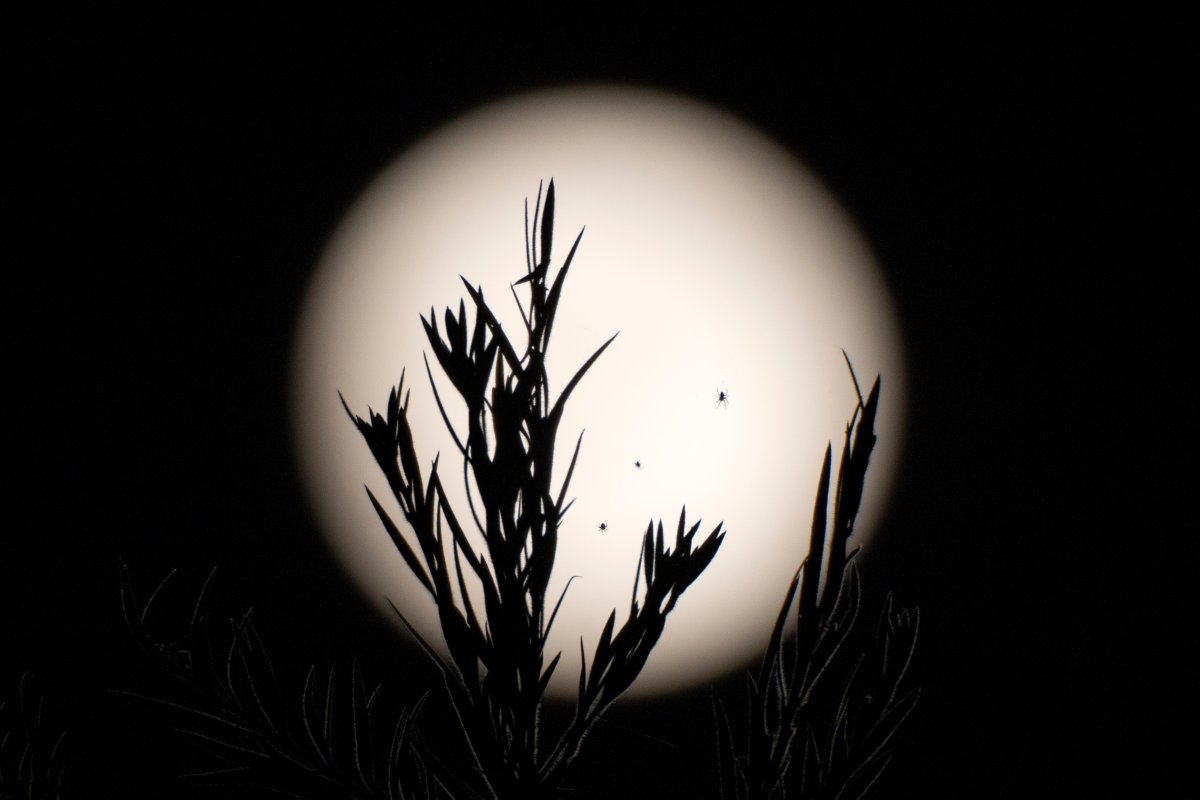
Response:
[548,332,618,426]
[594,609,617,667]
[642,522,655,588]
[555,428,586,514]
[539,652,563,697]
[578,638,587,699]
[421,353,467,457]
[801,444,833,643]
[539,179,555,269]
[366,487,435,595]
[531,179,544,267]
[544,575,578,644]
[541,226,586,350]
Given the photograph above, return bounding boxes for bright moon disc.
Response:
[291,86,905,699]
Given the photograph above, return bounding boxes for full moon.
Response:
[291,86,904,699]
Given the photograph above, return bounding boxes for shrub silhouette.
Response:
[117,180,916,800]
[342,180,725,800]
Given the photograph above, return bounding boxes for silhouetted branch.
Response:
[345,180,724,799]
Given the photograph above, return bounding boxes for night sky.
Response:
[7,8,1188,798]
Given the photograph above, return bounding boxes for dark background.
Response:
[6,7,1188,798]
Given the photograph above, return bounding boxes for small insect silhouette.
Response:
[715,389,730,408]
[597,522,608,532]
[634,460,642,469]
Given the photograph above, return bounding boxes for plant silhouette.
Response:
[342,180,725,799]
[1,671,68,799]
[712,361,919,800]
[117,563,455,799]
[115,180,916,800]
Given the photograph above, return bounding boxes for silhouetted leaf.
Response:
[541,226,586,350]
[642,522,655,588]
[366,487,434,595]
[554,428,586,515]
[543,575,577,645]
[421,354,467,458]
[800,445,833,647]
[594,610,617,669]
[538,653,562,698]
[547,331,619,426]
[539,179,555,270]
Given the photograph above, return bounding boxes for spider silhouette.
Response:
[715,389,730,408]
[597,522,608,532]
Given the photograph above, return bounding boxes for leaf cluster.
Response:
[343,181,724,799]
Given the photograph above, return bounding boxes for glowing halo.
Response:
[291,85,905,698]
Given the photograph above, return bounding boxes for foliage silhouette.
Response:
[117,561,456,799]
[116,180,917,800]
[341,180,726,799]
[0,671,68,800]
[712,362,919,800]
